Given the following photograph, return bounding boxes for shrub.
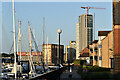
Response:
[73,59,80,65]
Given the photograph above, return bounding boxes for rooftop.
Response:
[98,31,111,36]
[79,47,89,57]
[89,40,98,45]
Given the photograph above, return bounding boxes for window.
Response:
[90,48,93,53]
[99,57,102,60]
[99,45,102,48]
[94,47,98,52]
[94,56,98,61]
[90,56,93,60]
[85,15,86,27]
[111,58,114,69]
[87,16,93,27]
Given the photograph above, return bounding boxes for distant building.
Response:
[98,31,111,67]
[42,44,64,65]
[70,41,76,62]
[101,31,113,68]
[65,46,70,62]
[65,41,76,63]
[79,47,90,65]
[76,14,93,59]
[17,52,42,63]
[89,40,99,66]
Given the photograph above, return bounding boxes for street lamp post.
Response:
[57,29,62,65]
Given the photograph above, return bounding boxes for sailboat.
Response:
[7,0,22,78]
[7,0,17,78]
[3,0,54,79]
[7,0,36,79]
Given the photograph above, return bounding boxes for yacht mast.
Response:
[28,22,36,77]
[12,0,17,79]
[43,17,45,72]
[17,21,22,73]
[46,36,48,67]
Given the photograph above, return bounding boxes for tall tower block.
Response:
[76,14,93,59]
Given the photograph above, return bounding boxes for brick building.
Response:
[113,0,120,72]
[101,31,113,68]
[89,40,99,66]
[98,31,111,67]
[42,44,64,65]
[17,52,42,63]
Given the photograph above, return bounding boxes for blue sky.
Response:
[2,2,112,53]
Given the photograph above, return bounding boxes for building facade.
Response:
[76,14,93,59]
[65,41,76,63]
[98,31,111,67]
[70,41,76,62]
[113,0,120,72]
[65,46,70,62]
[89,40,99,66]
[101,31,113,68]
[113,25,120,72]
[17,52,42,63]
[42,44,64,65]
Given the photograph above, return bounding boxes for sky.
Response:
[1,2,112,53]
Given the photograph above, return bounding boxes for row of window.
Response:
[87,15,93,27]
[90,56,102,60]
[87,28,93,45]
[90,47,98,53]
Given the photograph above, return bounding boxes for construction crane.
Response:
[81,7,105,14]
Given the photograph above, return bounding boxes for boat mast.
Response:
[12,0,17,78]
[28,22,36,77]
[33,28,36,63]
[46,36,48,67]
[42,17,45,72]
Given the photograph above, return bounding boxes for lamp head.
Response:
[57,29,62,34]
